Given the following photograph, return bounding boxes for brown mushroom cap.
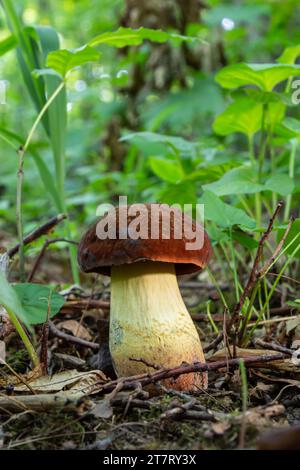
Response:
[78,203,212,276]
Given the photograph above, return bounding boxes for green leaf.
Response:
[232,231,258,250]
[0,34,17,56]
[89,27,198,48]
[121,131,197,154]
[199,190,256,229]
[0,271,28,325]
[264,174,294,196]
[47,45,101,78]
[281,117,300,138]
[277,45,300,65]
[203,166,264,195]
[213,97,262,137]
[13,284,65,325]
[215,63,300,91]
[149,157,184,184]
[30,152,64,212]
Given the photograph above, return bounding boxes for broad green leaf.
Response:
[13,284,65,325]
[281,117,300,138]
[47,45,100,78]
[215,63,300,91]
[199,190,256,229]
[0,126,62,211]
[213,97,262,137]
[0,271,28,325]
[149,157,184,184]
[277,45,300,65]
[264,174,294,196]
[158,182,197,206]
[203,4,270,26]
[266,101,285,130]
[89,27,198,48]
[203,166,264,195]
[0,34,17,56]
[277,219,300,260]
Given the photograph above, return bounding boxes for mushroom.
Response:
[78,203,212,391]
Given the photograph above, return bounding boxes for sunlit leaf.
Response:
[277,45,300,64]
[264,174,294,196]
[149,157,184,184]
[0,271,28,325]
[47,45,101,78]
[215,63,300,91]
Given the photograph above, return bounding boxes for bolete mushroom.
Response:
[78,203,212,391]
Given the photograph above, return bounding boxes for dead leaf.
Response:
[0,364,43,388]
[0,341,5,361]
[211,421,231,435]
[13,369,107,395]
[286,316,300,335]
[209,346,300,372]
[57,320,92,341]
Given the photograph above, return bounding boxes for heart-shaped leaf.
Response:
[13,284,65,325]
[213,97,262,137]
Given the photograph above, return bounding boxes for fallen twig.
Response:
[98,352,288,394]
[49,321,99,351]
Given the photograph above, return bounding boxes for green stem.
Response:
[248,134,262,231]
[6,307,39,367]
[284,138,298,221]
[16,148,25,281]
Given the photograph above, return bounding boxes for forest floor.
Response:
[1,239,300,450]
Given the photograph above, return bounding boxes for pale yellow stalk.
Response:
[110,262,207,391]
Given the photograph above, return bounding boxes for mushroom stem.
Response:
[110,261,207,391]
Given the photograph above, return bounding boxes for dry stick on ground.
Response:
[7,213,67,258]
[39,293,52,374]
[27,237,78,282]
[49,321,99,351]
[98,353,287,394]
[254,339,297,356]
